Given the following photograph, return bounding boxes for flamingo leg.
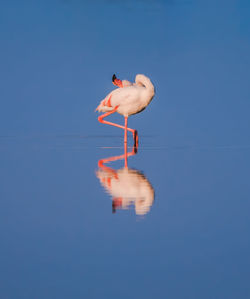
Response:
[98,142,137,171]
[124,116,128,144]
[124,140,128,168]
[98,144,137,167]
[98,107,138,146]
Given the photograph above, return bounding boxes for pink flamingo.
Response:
[96,74,155,146]
[96,144,154,215]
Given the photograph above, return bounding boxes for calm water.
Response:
[1,135,250,298]
[1,0,250,298]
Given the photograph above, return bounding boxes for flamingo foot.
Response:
[133,130,138,148]
[133,144,138,154]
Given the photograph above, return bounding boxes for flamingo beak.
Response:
[112,74,123,88]
[112,197,123,213]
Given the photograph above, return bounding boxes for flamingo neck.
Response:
[135,74,155,95]
[135,74,155,104]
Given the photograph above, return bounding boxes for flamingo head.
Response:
[112,74,123,88]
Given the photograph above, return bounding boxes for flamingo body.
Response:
[96,85,150,116]
[96,74,154,116]
[96,74,155,144]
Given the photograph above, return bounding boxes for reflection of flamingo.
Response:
[96,74,155,146]
[96,145,154,215]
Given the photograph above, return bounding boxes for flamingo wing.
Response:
[96,86,142,113]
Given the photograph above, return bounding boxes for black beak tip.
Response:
[112,74,117,82]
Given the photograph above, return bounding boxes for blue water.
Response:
[1,0,250,298]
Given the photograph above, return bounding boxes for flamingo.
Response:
[96,74,155,146]
[96,144,154,215]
